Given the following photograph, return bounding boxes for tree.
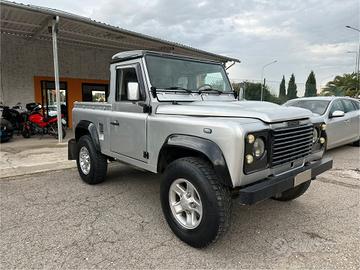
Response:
[237,82,281,104]
[305,71,317,97]
[279,75,287,103]
[320,73,358,97]
[287,74,297,99]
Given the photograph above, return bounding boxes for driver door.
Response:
[109,63,148,162]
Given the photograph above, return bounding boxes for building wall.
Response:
[0,34,117,106]
[33,76,108,127]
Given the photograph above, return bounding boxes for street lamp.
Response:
[260,60,277,101]
[346,25,360,96]
[347,51,358,73]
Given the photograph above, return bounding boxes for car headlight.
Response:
[312,128,319,144]
[253,138,265,158]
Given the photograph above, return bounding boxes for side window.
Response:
[329,100,345,115]
[342,99,356,113]
[115,67,142,102]
[351,100,360,110]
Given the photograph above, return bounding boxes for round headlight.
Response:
[313,128,319,143]
[253,138,265,158]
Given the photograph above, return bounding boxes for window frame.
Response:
[114,63,146,102]
[329,99,345,115]
[341,99,356,113]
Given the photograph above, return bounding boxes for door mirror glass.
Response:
[330,110,345,118]
[127,82,140,101]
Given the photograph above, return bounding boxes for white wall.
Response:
[0,34,118,106]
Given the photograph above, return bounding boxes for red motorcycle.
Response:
[22,103,66,139]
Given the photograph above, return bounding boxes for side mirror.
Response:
[127,82,140,101]
[330,110,345,118]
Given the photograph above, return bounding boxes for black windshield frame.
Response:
[144,54,233,94]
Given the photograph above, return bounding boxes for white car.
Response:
[284,96,360,149]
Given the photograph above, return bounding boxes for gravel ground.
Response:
[0,145,359,269]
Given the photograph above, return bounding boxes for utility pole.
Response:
[260,60,277,101]
[346,26,360,97]
[52,16,62,143]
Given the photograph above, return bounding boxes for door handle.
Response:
[110,120,119,126]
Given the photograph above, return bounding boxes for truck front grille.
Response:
[271,124,313,166]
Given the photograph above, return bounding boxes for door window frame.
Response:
[115,63,146,103]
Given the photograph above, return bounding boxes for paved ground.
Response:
[0,130,75,178]
[0,145,359,269]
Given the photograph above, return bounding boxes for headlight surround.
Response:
[312,128,319,144]
[244,131,269,174]
[253,138,265,158]
[311,122,327,152]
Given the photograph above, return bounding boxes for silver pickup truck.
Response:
[68,50,333,248]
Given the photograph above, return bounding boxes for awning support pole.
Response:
[51,16,62,143]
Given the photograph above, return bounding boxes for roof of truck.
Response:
[111,50,229,64]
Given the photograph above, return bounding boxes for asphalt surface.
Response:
[1,145,359,269]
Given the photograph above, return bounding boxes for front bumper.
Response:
[236,157,333,205]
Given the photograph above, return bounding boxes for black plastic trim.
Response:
[75,120,100,152]
[160,134,233,187]
[236,157,333,205]
[68,138,77,160]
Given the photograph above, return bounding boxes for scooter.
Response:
[22,103,66,139]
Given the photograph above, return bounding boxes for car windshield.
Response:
[145,55,232,93]
[285,100,330,115]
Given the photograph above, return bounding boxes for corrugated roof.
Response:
[0,0,240,63]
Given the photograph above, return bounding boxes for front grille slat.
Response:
[271,123,313,167]
[273,141,312,155]
[274,134,313,148]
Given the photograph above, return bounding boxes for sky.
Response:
[21,0,360,94]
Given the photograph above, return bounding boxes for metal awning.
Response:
[1,0,240,143]
[0,0,239,63]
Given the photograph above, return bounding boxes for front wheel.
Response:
[272,181,311,201]
[160,157,231,248]
[76,135,107,185]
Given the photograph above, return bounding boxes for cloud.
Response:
[22,0,360,92]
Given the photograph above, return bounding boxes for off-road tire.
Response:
[272,180,311,201]
[76,135,107,185]
[160,157,232,248]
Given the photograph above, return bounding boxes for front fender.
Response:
[162,134,233,187]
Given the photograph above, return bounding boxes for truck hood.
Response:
[156,100,312,123]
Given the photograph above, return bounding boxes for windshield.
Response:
[145,55,232,93]
[285,100,330,115]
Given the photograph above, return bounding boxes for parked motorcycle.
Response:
[1,103,27,134]
[22,103,66,139]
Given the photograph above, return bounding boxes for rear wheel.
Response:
[49,123,66,139]
[272,181,311,201]
[22,125,31,138]
[76,135,107,185]
[160,157,231,248]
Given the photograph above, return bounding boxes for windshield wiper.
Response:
[150,86,194,98]
[198,88,223,94]
[162,86,193,93]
